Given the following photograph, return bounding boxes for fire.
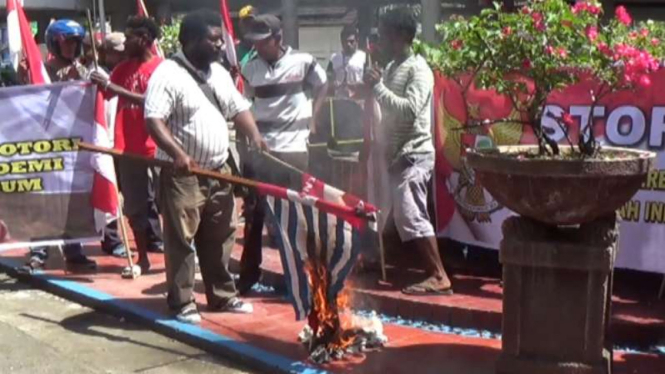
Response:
[306,261,354,351]
[302,261,388,364]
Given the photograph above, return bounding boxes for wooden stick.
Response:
[77,142,260,189]
[659,274,665,299]
[85,9,100,71]
[117,194,137,279]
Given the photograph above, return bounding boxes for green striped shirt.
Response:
[373,54,434,165]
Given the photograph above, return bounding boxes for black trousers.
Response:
[239,151,308,283]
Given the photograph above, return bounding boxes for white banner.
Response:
[0,82,100,249]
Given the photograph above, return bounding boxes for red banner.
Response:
[434,70,665,273]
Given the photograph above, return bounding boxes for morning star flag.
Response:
[0,82,117,250]
[6,0,50,84]
[259,177,377,320]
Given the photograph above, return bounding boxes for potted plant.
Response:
[420,0,658,225]
[420,2,661,373]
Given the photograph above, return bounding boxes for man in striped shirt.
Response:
[365,9,453,296]
[237,14,328,294]
[144,10,267,324]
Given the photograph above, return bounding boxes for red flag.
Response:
[91,89,119,220]
[220,0,244,92]
[136,0,164,58]
[6,0,50,84]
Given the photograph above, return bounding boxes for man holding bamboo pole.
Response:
[91,16,165,273]
[238,14,328,294]
[144,10,267,324]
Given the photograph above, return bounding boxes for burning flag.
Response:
[259,175,381,362]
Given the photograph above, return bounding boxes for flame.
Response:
[306,261,356,352]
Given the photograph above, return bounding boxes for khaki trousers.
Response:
[159,164,237,311]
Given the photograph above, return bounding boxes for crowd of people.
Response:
[7,5,453,324]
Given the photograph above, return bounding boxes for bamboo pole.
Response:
[78,142,261,189]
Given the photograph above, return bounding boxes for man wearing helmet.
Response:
[44,19,89,82]
[20,19,97,274]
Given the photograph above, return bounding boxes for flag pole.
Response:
[85,9,100,71]
[78,142,262,189]
[363,40,387,282]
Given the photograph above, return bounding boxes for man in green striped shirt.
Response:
[365,8,453,296]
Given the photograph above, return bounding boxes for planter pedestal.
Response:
[496,215,618,374]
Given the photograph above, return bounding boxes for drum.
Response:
[309,98,365,157]
[309,98,366,197]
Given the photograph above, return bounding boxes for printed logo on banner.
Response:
[438,97,523,223]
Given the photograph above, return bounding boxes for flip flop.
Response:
[402,283,454,296]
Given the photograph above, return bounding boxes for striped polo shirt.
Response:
[242,47,327,153]
[144,52,250,169]
[373,53,435,165]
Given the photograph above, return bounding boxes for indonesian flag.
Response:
[220,0,243,92]
[136,0,164,58]
[91,89,119,230]
[6,0,51,84]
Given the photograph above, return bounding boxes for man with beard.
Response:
[144,10,267,324]
[91,16,165,273]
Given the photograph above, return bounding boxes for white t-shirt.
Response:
[329,50,366,93]
[144,52,250,169]
[242,47,327,153]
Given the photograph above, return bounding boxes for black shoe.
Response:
[16,258,45,275]
[65,255,97,272]
[146,244,164,253]
[236,272,261,296]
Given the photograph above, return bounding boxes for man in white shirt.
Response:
[144,10,267,324]
[328,25,367,99]
[238,14,328,294]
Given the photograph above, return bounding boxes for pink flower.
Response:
[557,47,568,59]
[652,38,660,46]
[451,40,463,50]
[545,45,555,55]
[615,6,632,26]
[572,2,601,16]
[522,59,532,69]
[629,31,638,39]
[562,113,574,126]
[521,6,530,15]
[502,26,512,36]
[598,42,612,56]
[641,28,650,37]
[638,75,652,88]
[586,26,599,42]
[531,12,545,31]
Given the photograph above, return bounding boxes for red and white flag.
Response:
[136,0,164,58]
[220,0,243,92]
[6,0,50,84]
[91,89,119,230]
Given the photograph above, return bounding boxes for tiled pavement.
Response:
[0,228,663,373]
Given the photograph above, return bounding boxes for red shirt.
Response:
[110,57,163,157]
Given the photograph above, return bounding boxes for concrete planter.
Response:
[466,145,655,226]
[466,145,655,374]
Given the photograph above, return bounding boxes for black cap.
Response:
[244,14,281,42]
